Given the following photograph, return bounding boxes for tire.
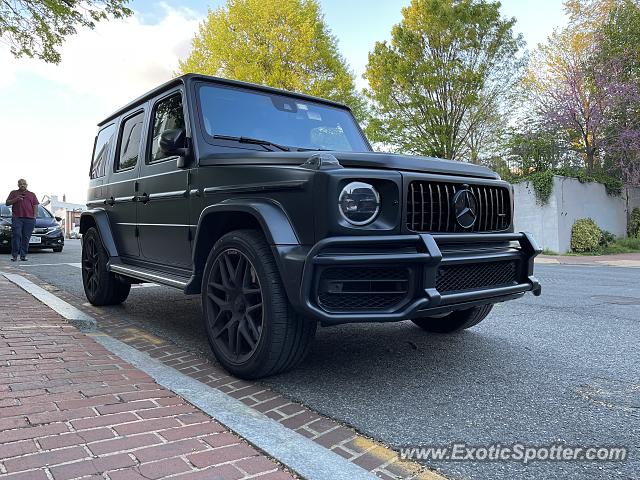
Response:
[202,229,316,379]
[81,227,131,306]
[53,246,63,252]
[411,304,493,333]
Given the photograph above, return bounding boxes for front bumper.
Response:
[294,232,541,324]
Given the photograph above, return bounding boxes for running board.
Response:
[109,264,189,289]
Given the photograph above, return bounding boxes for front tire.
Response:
[82,227,130,305]
[202,229,316,379]
[411,304,493,333]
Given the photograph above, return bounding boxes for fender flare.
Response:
[194,198,299,248]
[79,209,119,258]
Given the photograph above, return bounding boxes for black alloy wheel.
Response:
[82,231,101,299]
[81,227,130,306]
[205,248,264,364]
[202,230,316,379]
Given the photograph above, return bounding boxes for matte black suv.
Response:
[81,74,541,379]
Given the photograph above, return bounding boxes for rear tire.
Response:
[411,304,493,333]
[202,229,316,379]
[82,227,131,305]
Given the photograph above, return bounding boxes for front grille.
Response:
[317,267,411,312]
[436,261,519,294]
[407,181,511,232]
[33,228,47,234]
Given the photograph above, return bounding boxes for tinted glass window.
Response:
[198,85,369,152]
[116,112,144,171]
[150,94,185,163]
[0,205,11,217]
[91,124,116,178]
[37,205,52,219]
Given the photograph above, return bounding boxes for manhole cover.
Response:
[590,295,640,305]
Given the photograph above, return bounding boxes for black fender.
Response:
[79,209,119,258]
[188,198,301,296]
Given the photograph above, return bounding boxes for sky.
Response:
[0,0,567,204]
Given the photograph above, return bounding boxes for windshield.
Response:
[1,205,53,218]
[198,84,370,152]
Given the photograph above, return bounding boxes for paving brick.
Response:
[113,417,181,436]
[27,407,97,425]
[56,394,120,410]
[253,397,290,413]
[234,456,279,475]
[280,411,320,429]
[171,463,244,480]
[188,444,258,468]
[39,428,115,450]
[253,471,295,480]
[49,453,136,480]
[136,404,197,419]
[0,470,49,480]
[159,422,225,441]
[314,427,357,448]
[0,422,69,444]
[0,402,57,417]
[96,400,157,415]
[118,389,174,402]
[4,446,87,473]
[138,457,193,479]
[0,440,39,459]
[201,433,241,449]
[87,433,161,455]
[0,416,29,431]
[71,412,138,430]
[133,438,206,462]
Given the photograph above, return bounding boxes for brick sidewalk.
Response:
[0,276,292,480]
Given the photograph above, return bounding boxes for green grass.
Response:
[541,248,558,255]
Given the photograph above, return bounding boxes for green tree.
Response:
[178,0,366,121]
[364,0,524,160]
[0,0,132,64]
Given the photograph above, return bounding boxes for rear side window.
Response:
[149,94,185,163]
[90,124,115,179]
[116,111,145,172]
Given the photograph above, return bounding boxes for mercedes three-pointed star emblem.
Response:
[452,187,478,229]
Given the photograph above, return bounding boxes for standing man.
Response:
[5,179,39,261]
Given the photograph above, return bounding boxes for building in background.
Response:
[41,195,85,238]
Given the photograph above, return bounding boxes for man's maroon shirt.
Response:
[7,190,39,218]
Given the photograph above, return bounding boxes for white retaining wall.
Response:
[512,176,640,253]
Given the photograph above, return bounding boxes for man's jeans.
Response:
[11,217,36,259]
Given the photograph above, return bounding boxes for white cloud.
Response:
[0,5,201,204]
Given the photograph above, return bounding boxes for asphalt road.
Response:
[2,241,638,480]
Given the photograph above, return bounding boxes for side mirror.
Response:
[55,216,62,222]
[159,129,189,158]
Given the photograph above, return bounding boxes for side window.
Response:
[90,124,115,179]
[149,94,185,163]
[116,111,145,172]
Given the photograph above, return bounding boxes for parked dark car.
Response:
[0,204,64,252]
[81,74,541,379]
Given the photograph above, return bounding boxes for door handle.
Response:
[138,193,150,204]
[106,197,115,206]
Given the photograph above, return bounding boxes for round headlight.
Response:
[338,182,380,226]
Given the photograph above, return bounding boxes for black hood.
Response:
[199,150,499,179]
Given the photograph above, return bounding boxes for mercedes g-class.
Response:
[81,74,541,379]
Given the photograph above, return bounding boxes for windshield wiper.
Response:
[212,135,291,152]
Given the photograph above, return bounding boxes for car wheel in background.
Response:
[411,304,494,333]
[81,227,130,305]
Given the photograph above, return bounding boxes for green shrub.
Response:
[628,207,640,238]
[571,218,602,253]
[600,230,616,247]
